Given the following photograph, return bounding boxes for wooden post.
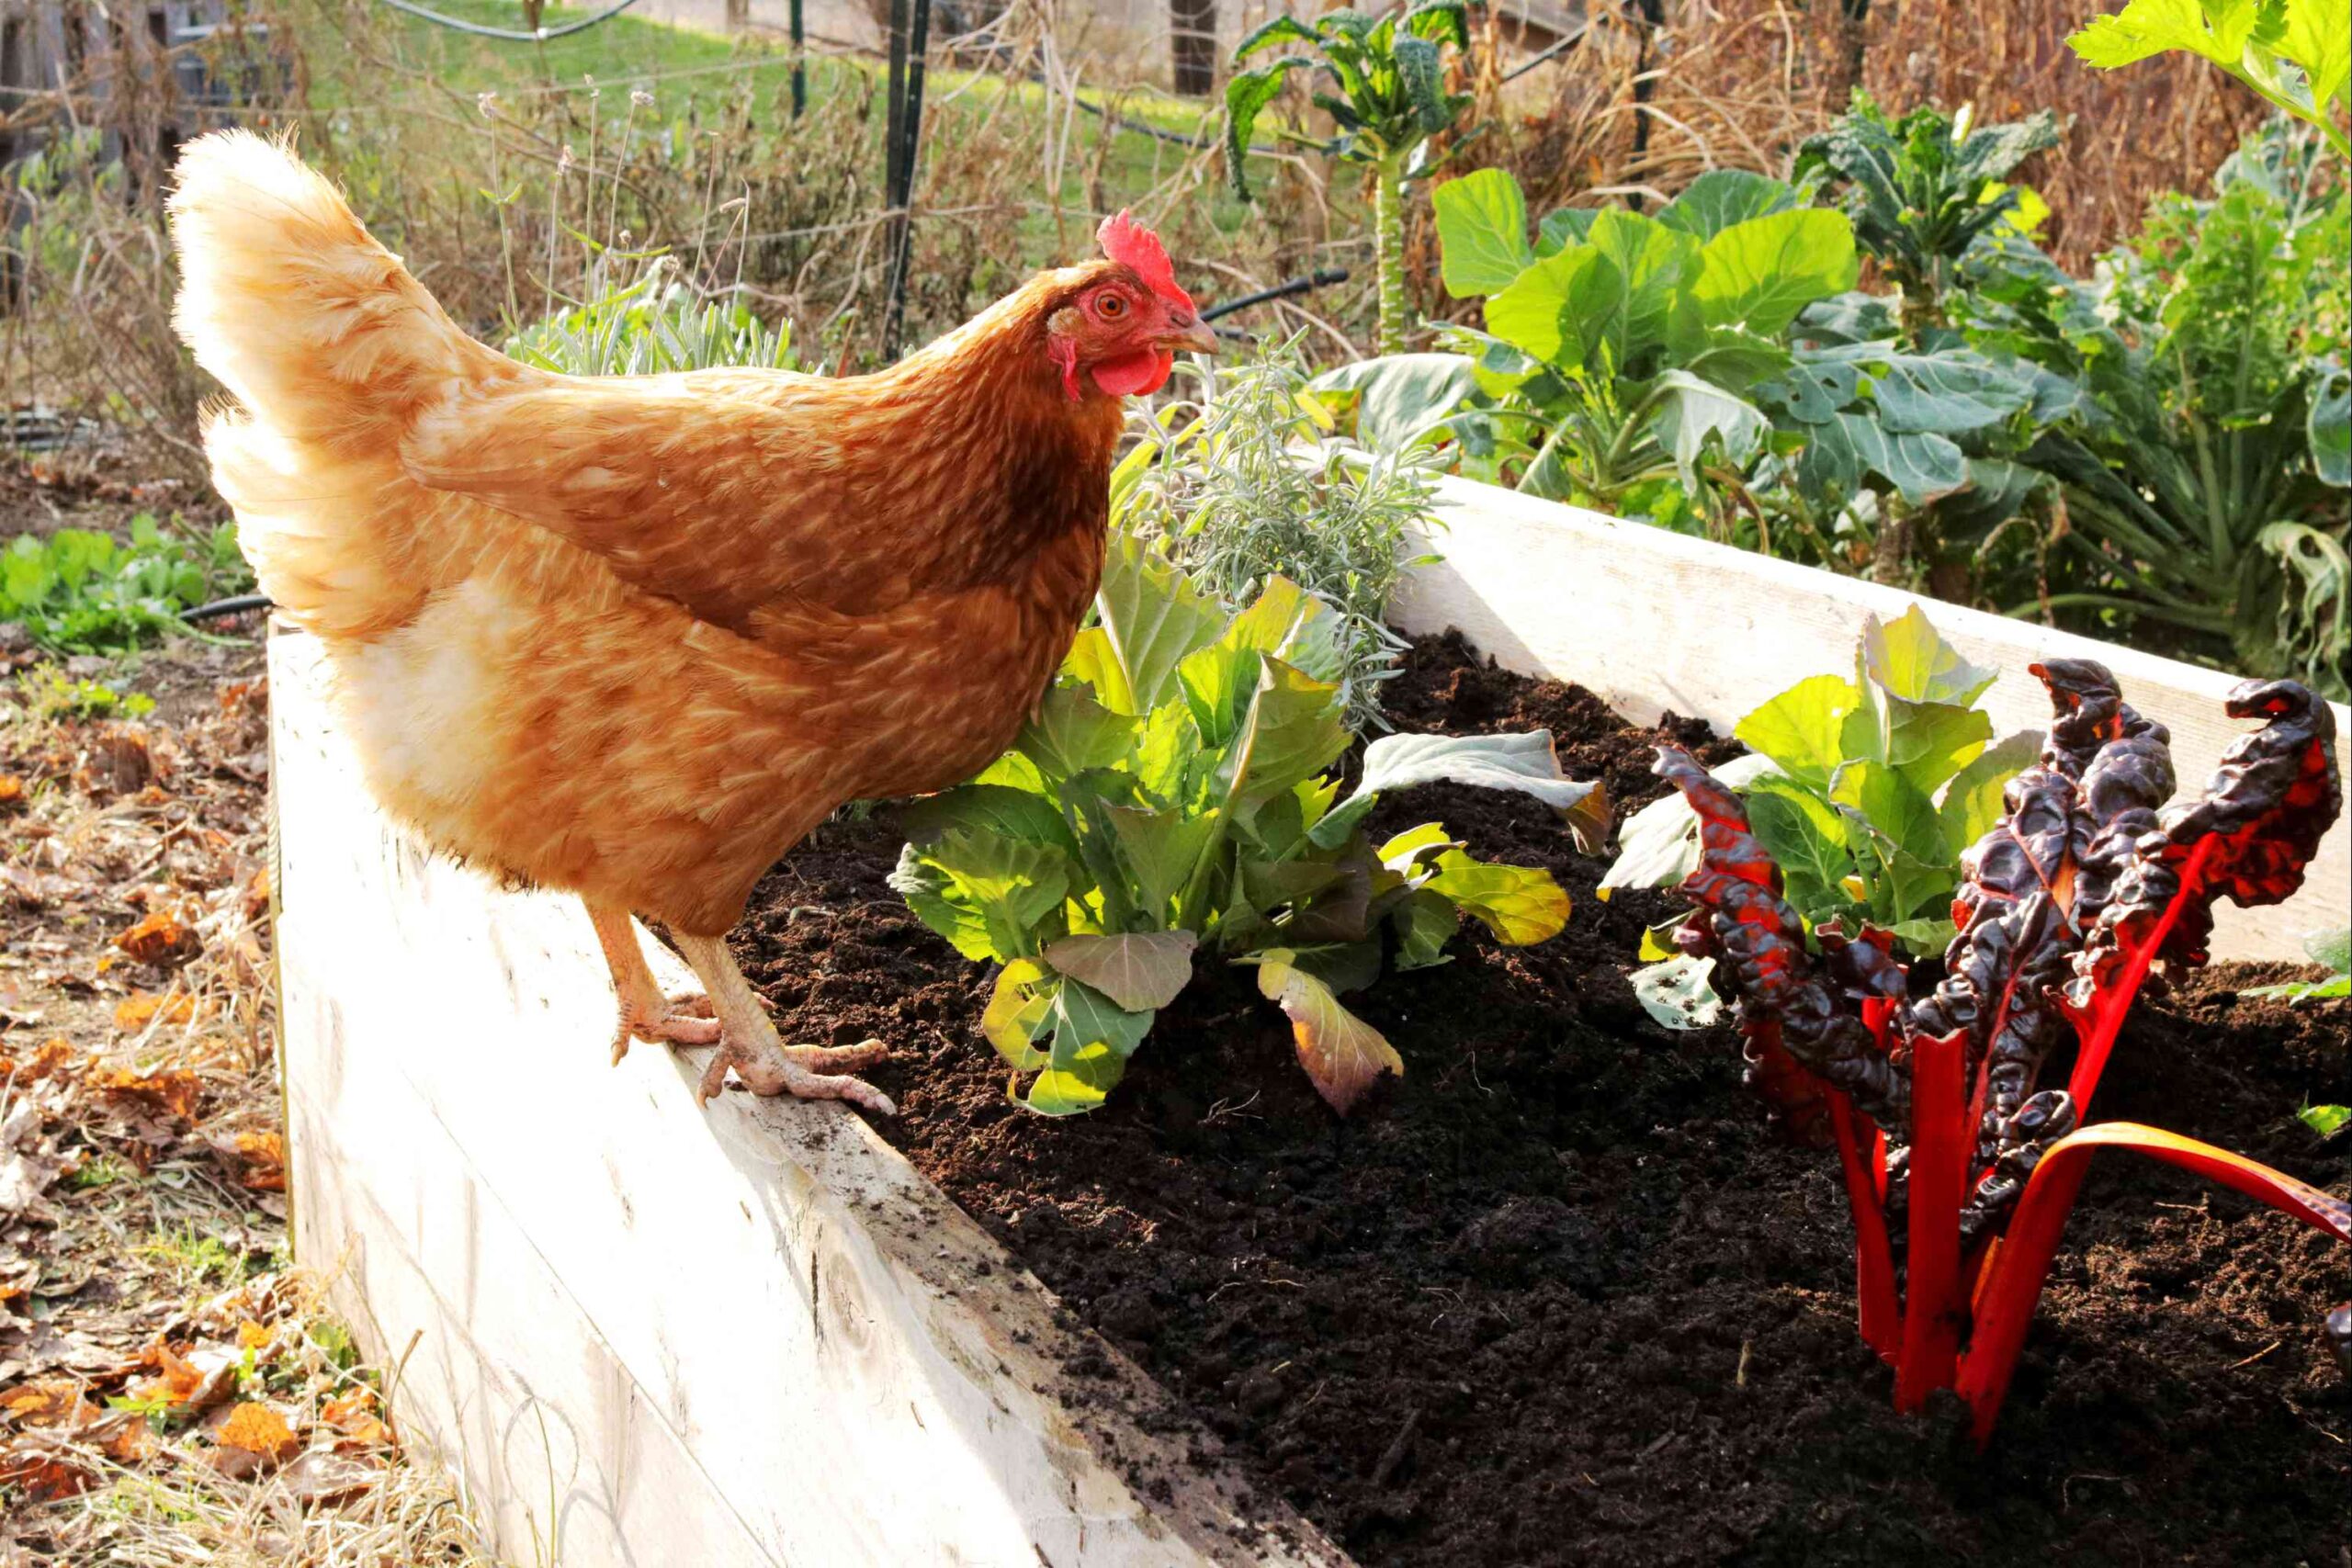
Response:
[1170,0,1216,96]
[727,0,752,32]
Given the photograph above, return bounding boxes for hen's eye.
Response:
[1095,293,1128,319]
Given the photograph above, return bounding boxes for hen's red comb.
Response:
[1096,209,1195,312]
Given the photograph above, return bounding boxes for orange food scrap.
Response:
[0,774,24,810]
[112,991,198,1033]
[216,1401,296,1459]
[236,1319,272,1351]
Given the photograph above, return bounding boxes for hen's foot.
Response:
[672,930,896,1116]
[615,991,720,1064]
[693,1036,896,1115]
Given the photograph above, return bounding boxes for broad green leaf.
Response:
[1376,820,1460,873]
[2069,0,2269,72]
[1045,931,1198,1011]
[1745,788,1853,915]
[1485,244,1627,373]
[1537,207,1598,254]
[1736,672,1861,791]
[1830,760,1948,865]
[1018,686,1138,783]
[1232,15,1319,59]
[1434,168,1533,297]
[2310,366,2349,489]
[1649,368,1769,489]
[1807,344,2033,435]
[1657,170,1799,242]
[1691,209,1858,337]
[1319,728,1607,850]
[1849,697,1993,795]
[1253,947,1403,1113]
[902,829,1072,961]
[1020,977,1156,1115]
[1889,917,1958,956]
[1307,354,1481,450]
[1426,851,1571,944]
[1132,702,1201,802]
[1107,805,1218,926]
[1585,209,1705,362]
[982,959,1054,1070]
[2299,1103,2352,1135]
[1219,657,1351,818]
[899,784,1076,852]
[1860,605,1998,707]
[889,842,992,961]
[1596,752,1782,893]
[1631,954,1724,1031]
[2279,0,2349,113]
[1091,534,1229,716]
[1389,888,1460,969]
[1938,729,2040,854]
[1797,411,1970,504]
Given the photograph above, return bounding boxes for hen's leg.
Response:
[588,901,720,1065]
[671,931,895,1115]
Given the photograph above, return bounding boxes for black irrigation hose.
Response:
[181,593,275,624]
[1200,267,1349,321]
[376,0,650,41]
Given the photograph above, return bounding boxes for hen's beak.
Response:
[1162,310,1218,355]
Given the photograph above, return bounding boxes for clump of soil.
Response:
[735,631,2351,1568]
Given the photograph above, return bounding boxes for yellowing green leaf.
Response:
[983,960,1053,1070]
[1426,852,1571,945]
[1254,948,1404,1113]
[1736,672,1860,790]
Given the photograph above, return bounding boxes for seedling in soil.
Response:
[1655,658,2347,1438]
[894,533,1604,1114]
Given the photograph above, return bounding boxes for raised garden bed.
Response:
[742,632,2350,1567]
[272,479,2350,1566]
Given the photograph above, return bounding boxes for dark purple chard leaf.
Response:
[2064,679,2344,1112]
[1653,746,1906,1141]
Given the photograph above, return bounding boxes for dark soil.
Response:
[735,630,2352,1568]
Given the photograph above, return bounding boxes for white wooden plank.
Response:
[269,629,1349,1568]
[1392,476,2350,962]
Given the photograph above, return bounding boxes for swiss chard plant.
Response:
[1656,656,2346,1436]
[1224,4,1474,355]
[1605,606,2035,972]
[891,536,1605,1115]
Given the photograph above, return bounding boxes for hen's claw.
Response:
[694,1036,896,1115]
[612,993,722,1065]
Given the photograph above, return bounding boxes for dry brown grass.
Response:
[0,502,503,1564]
[1484,0,2265,268]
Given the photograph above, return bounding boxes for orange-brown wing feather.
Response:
[398,367,888,634]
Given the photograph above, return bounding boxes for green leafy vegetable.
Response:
[1600,606,2032,953]
[895,535,1595,1112]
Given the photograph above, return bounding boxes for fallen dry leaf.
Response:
[0,1377,94,1429]
[0,1433,95,1500]
[320,1386,393,1448]
[273,1445,384,1504]
[0,863,79,909]
[220,1131,286,1192]
[235,1318,270,1352]
[113,908,200,968]
[89,1065,203,1122]
[130,1339,238,1414]
[0,1036,74,1082]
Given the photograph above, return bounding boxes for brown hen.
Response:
[168,130,1213,1112]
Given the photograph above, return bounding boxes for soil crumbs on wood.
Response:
[2,478,497,1566]
[737,630,2350,1568]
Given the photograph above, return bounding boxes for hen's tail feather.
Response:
[169,130,503,637]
